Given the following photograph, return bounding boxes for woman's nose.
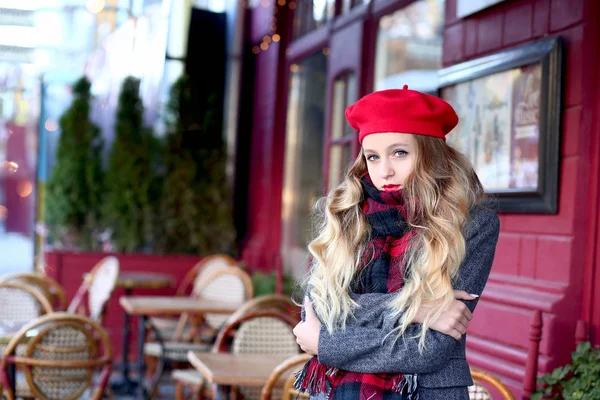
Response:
[379,159,395,178]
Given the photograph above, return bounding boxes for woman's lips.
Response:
[382,184,401,192]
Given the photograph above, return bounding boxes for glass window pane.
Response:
[281,52,327,277]
[342,0,369,14]
[328,143,352,189]
[331,79,345,140]
[344,73,357,136]
[374,0,445,94]
[292,0,335,40]
[331,72,357,139]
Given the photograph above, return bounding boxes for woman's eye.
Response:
[366,155,379,162]
[394,150,408,157]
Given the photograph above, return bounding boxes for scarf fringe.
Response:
[294,358,418,399]
[393,374,419,400]
[293,357,338,396]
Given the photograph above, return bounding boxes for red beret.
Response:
[345,86,459,143]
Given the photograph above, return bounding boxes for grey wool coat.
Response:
[311,205,500,400]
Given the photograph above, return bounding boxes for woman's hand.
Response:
[292,298,321,355]
[413,290,477,340]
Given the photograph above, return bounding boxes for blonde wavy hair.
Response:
[307,134,485,351]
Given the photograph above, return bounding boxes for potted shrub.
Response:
[102,76,159,252]
[156,75,235,256]
[250,271,297,297]
[45,76,103,251]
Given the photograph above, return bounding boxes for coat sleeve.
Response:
[316,206,500,374]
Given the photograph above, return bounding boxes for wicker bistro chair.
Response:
[0,281,54,325]
[0,312,113,400]
[149,254,239,341]
[192,266,255,335]
[175,310,300,400]
[261,353,312,400]
[468,368,515,400]
[0,281,55,367]
[0,273,68,311]
[225,295,300,326]
[172,294,301,400]
[144,266,254,396]
[67,256,120,323]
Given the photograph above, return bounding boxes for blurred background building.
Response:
[0,0,228,274]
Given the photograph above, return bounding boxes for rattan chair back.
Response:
[67,256,119,323]
[225,294,300,326]
[196,266,254,329]
[0,312,113,400]
[188,254,239,296]
[214,310,299,400]
[261,353,311,400]
[0,272,67,311]
[469,369,515,400]
[0,281,53,324]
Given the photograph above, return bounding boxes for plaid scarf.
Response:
[294,176,418,400]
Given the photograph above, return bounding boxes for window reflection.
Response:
[341,0,369,14]
[328,143,352,188]
[292,0,335,40]
[329,72,356,188]
[281,52,327,277]
[374,0,444,94]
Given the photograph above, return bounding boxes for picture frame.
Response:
[439,37,563,214]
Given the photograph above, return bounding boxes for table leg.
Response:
[8,361,15,395]
[215,384,229,400]
[137,314,148,400]
[111,288,138,394]
[121,288,133,377]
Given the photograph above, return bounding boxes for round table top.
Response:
[116,271,174,290]
[82,271,174,290]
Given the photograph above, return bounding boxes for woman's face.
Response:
[362,132,415,192]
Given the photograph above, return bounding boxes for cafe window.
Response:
[341,0,368,14]
[374,0,445,93]
[328,71,357,189]
[281,52,327,277]
[292,0,335,40]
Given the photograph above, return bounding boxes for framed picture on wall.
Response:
[439,37,563,214]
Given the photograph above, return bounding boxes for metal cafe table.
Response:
[119,295,241,400]
[109,271,174,394]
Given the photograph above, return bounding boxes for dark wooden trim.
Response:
[332,2,369,31]
[371,0,415,19]
[286,25,330,63]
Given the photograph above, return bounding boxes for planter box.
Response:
[45,250,201,361]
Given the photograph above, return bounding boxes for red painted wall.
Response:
[442,0,600,395]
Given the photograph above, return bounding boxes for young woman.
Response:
[292,86,500,400]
